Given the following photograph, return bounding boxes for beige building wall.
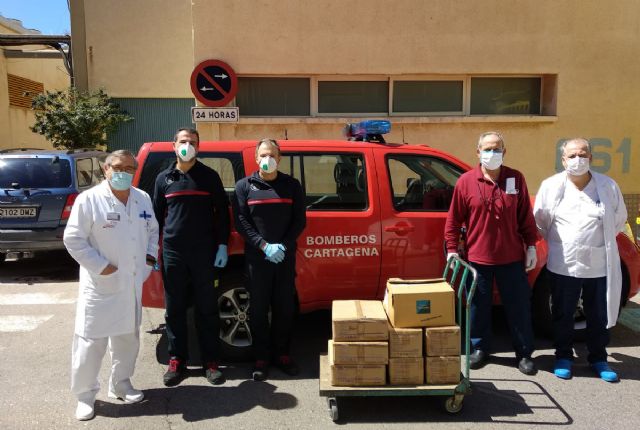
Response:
[0,19,20,146]
[4,56,70,149]
[1,18,70,149]
[79,0,193,97]
[190,0,639,194]
[0,53,10,144]
[75,0,639,194]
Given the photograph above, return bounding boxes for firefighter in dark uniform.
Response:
[233,138,306,381]
[153,128,230,387]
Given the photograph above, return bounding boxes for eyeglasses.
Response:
[481,148,504,154]
[110,166,136,174]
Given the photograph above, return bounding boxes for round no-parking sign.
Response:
[190,59,238,107]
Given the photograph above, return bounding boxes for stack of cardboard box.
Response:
[329,300,389,386]
[384,278,461,385]
[327,278,461,387]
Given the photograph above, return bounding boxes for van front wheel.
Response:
[218,278,254,361]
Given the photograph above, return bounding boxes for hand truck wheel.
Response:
[327,397,339,422]
[444,395,463,414]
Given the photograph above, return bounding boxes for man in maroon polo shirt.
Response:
[445,131,538,375]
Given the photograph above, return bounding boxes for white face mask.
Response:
[177,143,196,162]
[565,156,590,176]
[480,151,503,170]
[258,156,278,174]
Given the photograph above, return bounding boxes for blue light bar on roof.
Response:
[350,120,390,136]
[345,120,391,143]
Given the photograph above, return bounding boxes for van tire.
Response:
[217,267,254,361]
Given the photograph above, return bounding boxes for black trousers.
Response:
[162,246,220,363]
[469,261,535,358]
[247,253,297,361]
[550,272,609,363]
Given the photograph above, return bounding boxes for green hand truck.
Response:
[318,255,478,422]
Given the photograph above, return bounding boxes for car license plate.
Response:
[0,207,37,219]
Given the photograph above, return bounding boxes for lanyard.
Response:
[476,179,504,220]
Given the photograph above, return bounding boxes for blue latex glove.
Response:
[265,255,281,264]
[264,243,286,263]
[214,244,228,268]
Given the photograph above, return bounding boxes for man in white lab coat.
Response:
[534,138,627,383]
[64,150,159,420]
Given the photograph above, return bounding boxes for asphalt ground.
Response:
[1,250,640,429]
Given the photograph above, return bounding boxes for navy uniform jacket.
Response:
[233,171,306,261]
[153,160,230,254]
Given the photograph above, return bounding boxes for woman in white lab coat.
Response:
[63,150,159,420]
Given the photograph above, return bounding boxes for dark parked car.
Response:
[0,148,106,262]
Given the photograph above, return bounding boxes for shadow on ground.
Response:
[145,298,640,423]
[0,250,78,284]
[95,381,297,422]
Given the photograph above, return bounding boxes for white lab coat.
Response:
[64,180,159,338]
[533,171,628,328]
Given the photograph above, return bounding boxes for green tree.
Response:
[30,87,132,150]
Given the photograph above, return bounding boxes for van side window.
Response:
[199,157,238,195]
[76,158,93,188]
[387,155,462,212]
[281,153,367,211]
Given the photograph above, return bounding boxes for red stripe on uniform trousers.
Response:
[247,198,293,205]
[165,190,211,198]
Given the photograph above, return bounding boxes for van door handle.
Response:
[385,222,415,235]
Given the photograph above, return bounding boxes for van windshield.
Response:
[137,152,244,199]
[0,157,72,188]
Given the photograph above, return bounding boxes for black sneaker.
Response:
[163,357,186,387]
[252,360,269,381]
[275,355,299,376]
[204,361,225,385]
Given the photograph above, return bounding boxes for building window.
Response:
[318,81,388,114]
[236,77,310,116]
[392,80,463,114]
[470,77,541,115]
[234,75,555,118]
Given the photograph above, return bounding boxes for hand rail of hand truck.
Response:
[442,255,478,391]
